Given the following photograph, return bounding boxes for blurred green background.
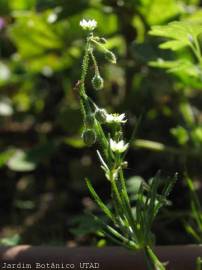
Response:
[0,0,202,246]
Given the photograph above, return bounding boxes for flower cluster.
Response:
[82,105,128,153]
[79,18,129,183]
[79,18,127,155]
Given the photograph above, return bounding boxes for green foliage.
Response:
[171,126,189,145]
[196,257,202,270]
[150,21,202,51]
[0,234,21,246]
[139,0,182,25]
[70,214,101,237]
[7,142,58,172]
[185,176,202,243]
[0,0,202,250]
[149,20,202,85]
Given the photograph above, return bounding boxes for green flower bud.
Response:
[115,130,123,140]
[105,50,116,64]
[95,108,107,123]
[121,161,128,169]
[85,113,94,127]
[82,129,96,146]
[92,74,104,90]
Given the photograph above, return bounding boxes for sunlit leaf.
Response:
[7,141,58,172]
[149,21,202,51]
[9,0,36,11]
[7,149,37,171]
[150,58,202,78]
[9,11,63,58]
[0,234,21,246]
[64,137,85,148]
[140,0,182,25]
[171,126,189,145]
[0,149,15,168]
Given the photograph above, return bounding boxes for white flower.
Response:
[79,19,97,31]
[106,113,127,124]
[47,13,57,24]
[110,139,129,154]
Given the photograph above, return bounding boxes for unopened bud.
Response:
[121,161,128,169]
[82,129,96,146]
[92,74,104,90]
[105,50,116,64]
[95,108,107,123]
[85,113,94,127]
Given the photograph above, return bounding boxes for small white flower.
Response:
[105,169,118,181]
[79,19,97,31]
[47,13,57,24]
[106,113,127,124]
[110,139,129,154]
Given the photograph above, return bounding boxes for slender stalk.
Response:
[89,49,99,75]
[196,257,202,270]
[79,36,91,119]
[144,246,166,270]
[80,37,90,95]
[144,248,155,270]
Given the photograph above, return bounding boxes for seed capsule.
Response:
[105,50,116,64]
[82,129,96,146]
[95,108,107,123]
[92,74,104,90]
[85,113,94,128]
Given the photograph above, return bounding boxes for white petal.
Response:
[79,19,97,30]
[109,139,128,153]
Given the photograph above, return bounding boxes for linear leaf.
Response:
[85,178,114,221]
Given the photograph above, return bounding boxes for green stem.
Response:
[196,257,202,270]
[144,246,166,270]
[94,120,110,160]
[90,38,108,52]
[80,37,90,95]
[119,168,130,205]
[118,169,138,237]
[110,174,123,206]
[89,49,99,75]
[79,35,92,119]
[144,248,155,270]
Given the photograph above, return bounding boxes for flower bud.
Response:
[95,108,107,123]
[92,74,104,90]
[115,130,123,140]
[121,161,128,169]
[105,50,116,64]
[85,113,94,128]
[82,129,96,146]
